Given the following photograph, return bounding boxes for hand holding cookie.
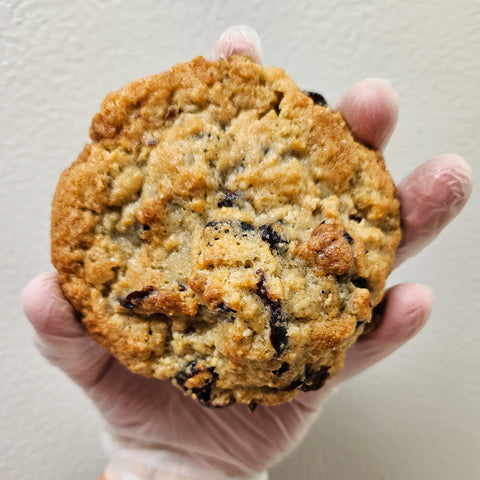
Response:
[23,26,472,480]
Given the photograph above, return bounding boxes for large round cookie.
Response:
[51,56,401,407]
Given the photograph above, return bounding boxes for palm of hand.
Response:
[90,357,325,476]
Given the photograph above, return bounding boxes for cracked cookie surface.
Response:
[51,56,401,407]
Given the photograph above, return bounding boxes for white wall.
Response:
[1,1,479,479]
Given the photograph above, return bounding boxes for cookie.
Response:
[51,56,401,407]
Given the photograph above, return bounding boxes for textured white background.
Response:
[1,1,479,479]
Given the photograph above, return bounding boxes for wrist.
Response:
[104,465,268,480]
[104,434,268,480]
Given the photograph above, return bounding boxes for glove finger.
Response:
[335,78,399,151]
[394,154,472,267]
[23,272,113,389]
[212,25,263,64]
[330,282,433,384]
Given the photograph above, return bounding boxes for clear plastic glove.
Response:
[23,26,472,480]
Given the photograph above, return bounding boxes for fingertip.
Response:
[212,25,263,64]
[23,272,82,338]
[364,282,433,337]
[336,78,399,151]
[395,154,473,266]
[400,154,473,202]
[430,153,473,200]
[437,153,473,178]
[371,283,433,343]
[23,272,57,326]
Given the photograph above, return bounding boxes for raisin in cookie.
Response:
[51,56,401,407]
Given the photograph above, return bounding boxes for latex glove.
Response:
[23,26,472,480]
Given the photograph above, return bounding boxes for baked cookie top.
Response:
[51,56,401,407]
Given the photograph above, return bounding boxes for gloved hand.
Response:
[23,26,472,480]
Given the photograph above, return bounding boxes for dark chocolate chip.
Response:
[146,138,157,146]
[248,401,258,412]
[343,230,354,244]
[300,365,330,392]
[256,269,288,355]
[119,286,154,309]
[259,224,288,253]
[174,361,202,389]
[303,91,328,106]
[240,221,255,232]
[255,269,269,299]
[352,276,369,289]
[175,361,219,408]
[283,378,303,391]
[269,305,288,356]
[218,190,239,208]
[273,362,290,376]
[194,386,213,405]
